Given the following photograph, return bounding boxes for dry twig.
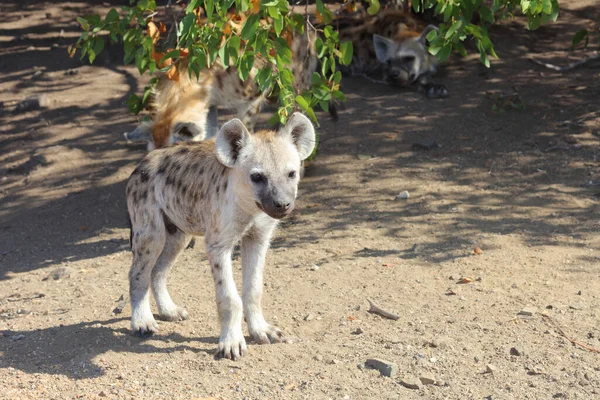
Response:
[541,314,600,354]
[367,298,399,320]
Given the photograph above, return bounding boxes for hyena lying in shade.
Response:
[334,8,448,98]
[126,113,315,360]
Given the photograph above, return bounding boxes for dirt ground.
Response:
[1,1,600,399]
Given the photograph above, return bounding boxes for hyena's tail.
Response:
[124,121,153,143]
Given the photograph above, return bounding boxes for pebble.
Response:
[365,358,398,378]
[314,355,323,362]
[510,347,524,356]
[399,376,422,390]
[309,265,320,271]
[396,191,410,200]
[485,364,497,374]
[528,365,545,375]
[419,373,436,385]
[14,95,49,114]
[351,328,364,335]
[569,303,584,310]
[518,306,537,317]
[304,313,315,321]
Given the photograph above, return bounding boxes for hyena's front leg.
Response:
[208,245,246,360]
[241,221,284,344]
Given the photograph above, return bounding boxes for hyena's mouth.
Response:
[255,201,292,220]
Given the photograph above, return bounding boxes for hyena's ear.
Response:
[419,25,439,45]
[373,34,394,64]
[215,118,251,167]
[279,112,315,160]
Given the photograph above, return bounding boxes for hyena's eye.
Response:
[288,171,296,179]
[250,173,266,183]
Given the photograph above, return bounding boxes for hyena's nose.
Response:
[273,200,291,211]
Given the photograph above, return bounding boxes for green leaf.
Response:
[104,8,119,24]
[542,0,552,14]
[241,14,260,40]
[228,35,241,62]
[366,0,380,15]
[340,41,353,66]
[92,36,104,59]
[572,29,589,47]
[273,14,283,35]
[295,94,309,111]
[437,43,452,62]
[445,20,462,39]
[274,37,292,65]
[88,48,96,64]
[527,14,541,30]
[185,0,199,13]
[77,17,90,31]
[426,29,438,42]
[479,6,494,24]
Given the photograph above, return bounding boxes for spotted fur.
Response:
[125,113,315,360]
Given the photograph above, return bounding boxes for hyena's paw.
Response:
[157,307,189,322]
[250,323,284,345]
[131,315,159,337]
[425,83,449,99]
[215,329,247,361]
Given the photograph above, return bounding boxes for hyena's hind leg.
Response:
[129,210,166,336]
[152,218,191,322]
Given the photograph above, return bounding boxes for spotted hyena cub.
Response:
[126,113,315,360]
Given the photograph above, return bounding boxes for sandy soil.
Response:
[1,1,600,399]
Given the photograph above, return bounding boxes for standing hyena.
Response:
[126,113,315,360]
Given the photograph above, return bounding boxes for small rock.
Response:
[314,355,323,362]
[518,306,537,317]
[510,347,524,356]
[365,358,398,378]
[32,70,43,79]
[569,303,584,310]
[113,294,128,315]
[396,191,410,200]
[527,365,545,375]
[309,265,319,271]
[399,376,422,390]
[485,364,497,374]
[45,12,52,18]
[14,95,49,114]
[42,267,72,281]
[64,68,79,76]
[304,313,315,321]
[351,327,364,335]
[419,373,436,385]
[26,45,36,51]
[98,391,107,397]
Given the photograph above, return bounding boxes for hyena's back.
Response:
[126,141,228,237]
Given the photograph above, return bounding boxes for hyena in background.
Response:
[126,113,315,360]
[334,8,448,98]
[125,30,318,150]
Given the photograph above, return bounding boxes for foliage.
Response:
[69,0,359,124]
[414,0,560,67]
[70,0,562,124]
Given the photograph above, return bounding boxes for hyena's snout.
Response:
[259,186,296,219]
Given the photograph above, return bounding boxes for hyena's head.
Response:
[373,25,439,86]
[215,113,315,219]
